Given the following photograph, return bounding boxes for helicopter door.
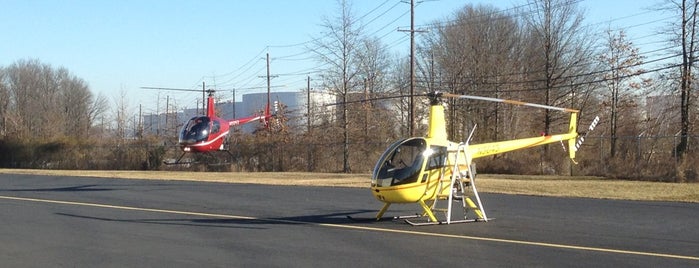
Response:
[211,120,221,134]
[179,116,212,144]
[372,138,427,187]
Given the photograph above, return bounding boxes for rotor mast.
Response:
[426,92,447,144]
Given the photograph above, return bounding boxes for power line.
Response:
[196,0,683,106]
[414,55,682,95]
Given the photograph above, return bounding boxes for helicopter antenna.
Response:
[466,124,477,144]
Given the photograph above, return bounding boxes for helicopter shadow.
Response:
[54,209,383,230]
[4,184,115,192]
[55,212,264,230]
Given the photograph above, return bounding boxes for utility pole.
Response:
[259,53,278,111]
[399,0,427,136]
[307,76,311,133]
[165,95,169,134]
[364,78,368,137]
[202,82,206,114]
[307,76,313,172]
[266,53,271,108]
[138,104,142,138]
[409,0,415,137]
[156,91,160,135]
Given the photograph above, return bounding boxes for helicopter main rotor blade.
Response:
[142,85,288,93]
[141,86,208,93]
[323,93,429,106]
[442,92,579,113]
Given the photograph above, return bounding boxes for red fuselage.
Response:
[178,116,230,153]
[178,93,271,154]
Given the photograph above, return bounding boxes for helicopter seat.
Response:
[392,159,422,186]
[392,152,426,186]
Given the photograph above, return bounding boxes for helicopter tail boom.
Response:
[468,112,579,161]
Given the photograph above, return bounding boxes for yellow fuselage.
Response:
[371,103,578,205]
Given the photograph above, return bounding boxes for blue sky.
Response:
[0,0,668,113]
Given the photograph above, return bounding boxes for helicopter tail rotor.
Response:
[273,100,280,115]
[259,100,282,129]
[569,115,601,162]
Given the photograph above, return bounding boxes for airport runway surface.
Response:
[0,173,697,267]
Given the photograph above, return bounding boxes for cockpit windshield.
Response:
[372,138,427,187]
[179,116,211,144]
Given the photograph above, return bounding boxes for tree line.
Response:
[306,0,699,181]
[1,0,698,182]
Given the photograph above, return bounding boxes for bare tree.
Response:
[88,92,109,137]
[421,4,525,142]
[56,68,93,137]
[389,56,411,137]
[356,37,391,95]
[112,90,131,141]
[354,36,396,138]
[1,60,92,140]
[660,0,699,157]
[0,59,107,168]
[309,0,364,172]
[5,60,38,139]
[599,29,649,157]
[523,0,594,134]
[0,67,8,137]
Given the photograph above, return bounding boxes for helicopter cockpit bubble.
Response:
[372,138,428,187]
[179,116,211,145]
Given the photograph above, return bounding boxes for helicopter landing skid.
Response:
[163,160,199,165]
[163,151,234,166]
[393,214,422,220]
[345,216,393,222]
[346,214,421,222]
[404,218,492,226]
[163,152,196,165]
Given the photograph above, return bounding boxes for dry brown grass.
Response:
[1,169,697,203]
[480,174,699,203]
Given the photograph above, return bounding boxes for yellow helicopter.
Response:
[369,91,599,225]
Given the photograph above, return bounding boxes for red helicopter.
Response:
[142,86,276,165]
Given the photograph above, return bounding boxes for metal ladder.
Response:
[431,142,489,224]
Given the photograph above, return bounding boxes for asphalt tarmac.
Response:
[0,173,697,267]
